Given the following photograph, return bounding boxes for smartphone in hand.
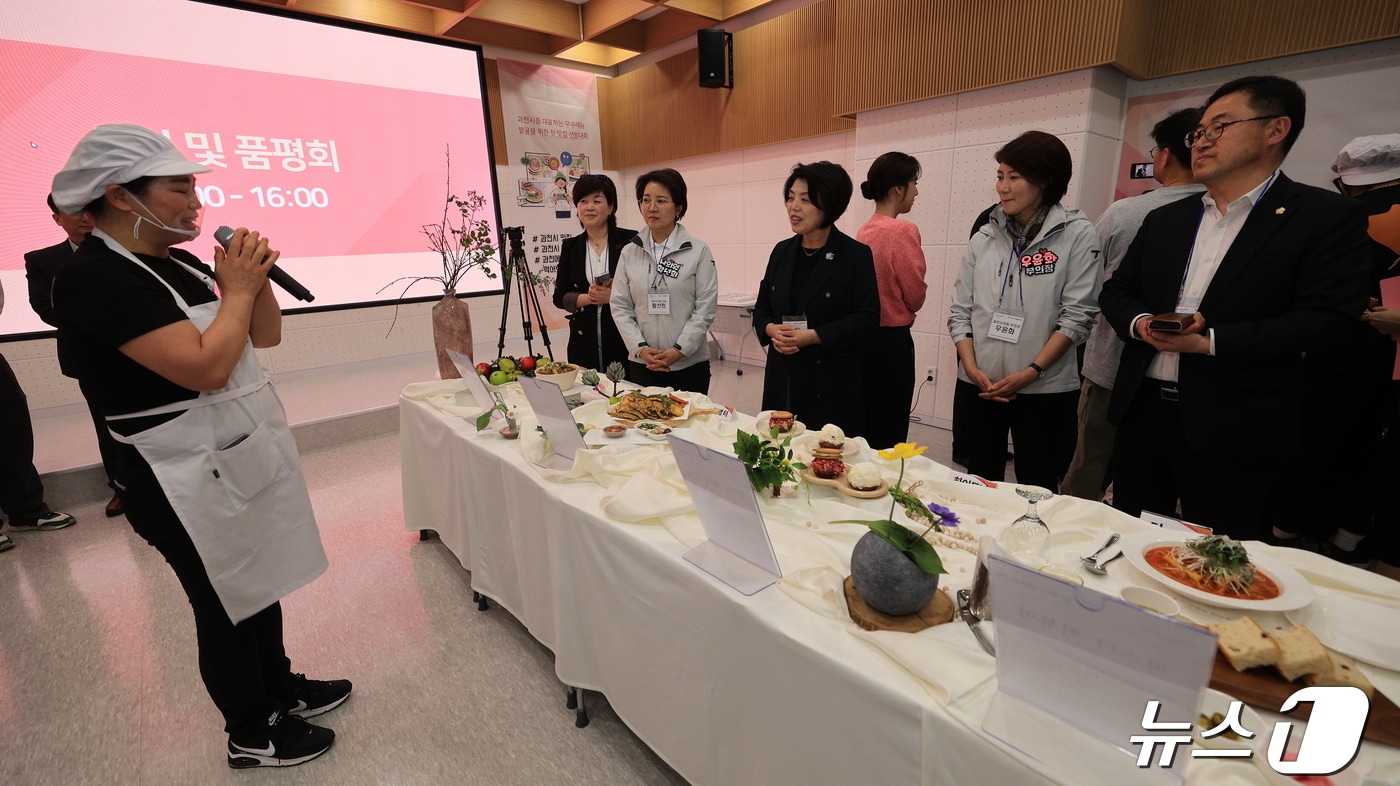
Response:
[1148,312,1195,332]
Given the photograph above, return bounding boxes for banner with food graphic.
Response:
[496,58,604,295]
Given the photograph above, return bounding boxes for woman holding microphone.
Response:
[611,168,718,394]
[856,152,928,449]
[50,125,347,769]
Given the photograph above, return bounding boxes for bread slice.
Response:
[1209,616,1278,671]
[1304,652,1375,699]
[1267,625,1333,682]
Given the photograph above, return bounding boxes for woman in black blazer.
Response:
[551,175,639,370]
[753,161,880,438]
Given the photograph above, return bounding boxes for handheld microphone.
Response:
[213,225,316,302]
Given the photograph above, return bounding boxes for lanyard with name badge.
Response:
[648,235,672,315]
[988,231,1029,344]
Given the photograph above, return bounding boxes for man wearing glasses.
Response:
[1098,75,1371,540]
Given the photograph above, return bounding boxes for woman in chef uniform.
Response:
[50,125,349,770]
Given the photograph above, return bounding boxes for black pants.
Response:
[118,441,294,738]
[1370,383,1400,565]
[77,372,123,489]
[628,360,711,395]
[0,353,49,525]
[863,325,914,451]
[954,380,1077,491]
[1109,380,1283,542]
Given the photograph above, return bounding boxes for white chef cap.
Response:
[1331,134,1400,187]
[51,124,211,214]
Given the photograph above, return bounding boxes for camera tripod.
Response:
[496,226,555,361]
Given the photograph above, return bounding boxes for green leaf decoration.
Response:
[475,411,493,431]
[831,518,948,575]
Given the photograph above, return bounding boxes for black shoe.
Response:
[227,711,334,769]
[283,673,352,719]
[1322,539,1372,567]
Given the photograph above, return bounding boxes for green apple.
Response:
[498,357,517,373]
[488,370,508,386]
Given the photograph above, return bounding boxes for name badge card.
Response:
[988,310,1024,343]
[982,555,1216,785]
[782,315,808,330]
[1140,510,1212,535]
[949,470,997,489]
[648,293,671,315]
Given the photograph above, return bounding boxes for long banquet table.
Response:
[398,379,1400,786]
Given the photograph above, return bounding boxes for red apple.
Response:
[519,356,536,373]
[475,362,491,376]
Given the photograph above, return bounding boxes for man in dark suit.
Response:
[1099,75,1371,541]
[24,195,124,517]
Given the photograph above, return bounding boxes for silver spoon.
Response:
[1083,551,1125,576]
[1080,533,1120,567]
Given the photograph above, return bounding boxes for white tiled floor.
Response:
[2,356,964,784]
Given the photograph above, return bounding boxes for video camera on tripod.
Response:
[496,225,555,360]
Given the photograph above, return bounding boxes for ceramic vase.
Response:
[850,530,939,616]
[431,289,473,379]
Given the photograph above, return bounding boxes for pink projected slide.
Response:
[0,18,498,337]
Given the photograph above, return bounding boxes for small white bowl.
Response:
[535,365,579,389]
[1194,688,1266,754]
[1121,586,1181,617]
[635,421,672,440]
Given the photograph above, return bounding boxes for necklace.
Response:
[801,245,821,257]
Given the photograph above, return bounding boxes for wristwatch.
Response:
[1028,362,1046,378]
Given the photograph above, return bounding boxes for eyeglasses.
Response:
[639,196,673,208]
[1184,115,1281,148]
[1147,146,1161,157]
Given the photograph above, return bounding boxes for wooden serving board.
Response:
[844,576,954,632]
[800,468,888,499]
[1209,650,1400,747]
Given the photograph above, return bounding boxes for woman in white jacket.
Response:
[946,131,1103,490]
[611,168,719,394]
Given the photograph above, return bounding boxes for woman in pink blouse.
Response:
[856,152,928,449]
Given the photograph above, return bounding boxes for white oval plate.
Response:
[1120,530,1314,612]
[755,410,805,439]
[1285,589,1400,671]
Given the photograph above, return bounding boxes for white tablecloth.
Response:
[399,379,1400,786]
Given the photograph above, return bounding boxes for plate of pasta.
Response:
[1120,530,1313,612]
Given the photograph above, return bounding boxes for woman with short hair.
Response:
[857,152,928,449]
[752,161,880,437]
[610,168,718,393]
[946,130,1103,489]
[551,175,638,370]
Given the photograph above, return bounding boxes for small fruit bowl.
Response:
[602,425,627,439]
[535,364,579,390]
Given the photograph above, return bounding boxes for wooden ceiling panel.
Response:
[662,0,723,21]
[583,0,656,38]
[218,0,791,69]
[590,20,648,51]
[469,0,580,39]
[401,0,466,11]
[642,8,714,49]
[441,15,564,54]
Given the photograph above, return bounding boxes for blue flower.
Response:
[927,503,959,528]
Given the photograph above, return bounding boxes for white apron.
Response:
[94,229,327,624]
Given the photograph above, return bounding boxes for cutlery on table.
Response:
[1083,551,1125,576]
[957,589,996,656]
[1080,533,1120,566]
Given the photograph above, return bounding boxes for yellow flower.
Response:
[878,442,927,461]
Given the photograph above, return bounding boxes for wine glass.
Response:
[999,485,1054,564]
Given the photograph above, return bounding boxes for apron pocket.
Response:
[209,421,291,510]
